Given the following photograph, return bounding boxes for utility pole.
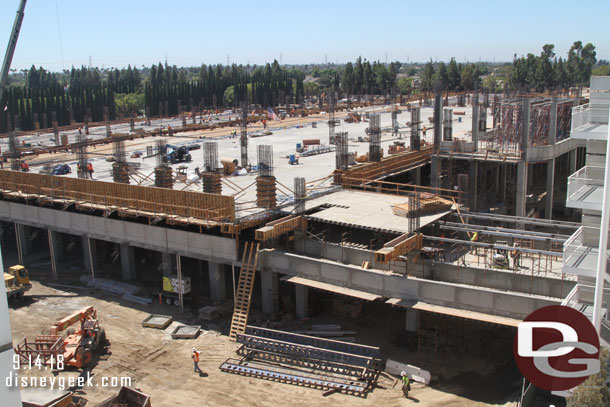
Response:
[0,0,27,104]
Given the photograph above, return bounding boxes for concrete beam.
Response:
[258,250,559,320]
[209,261,226,301]
[0,202,238,265]
[295,284,308,319]
[120,243,136,281]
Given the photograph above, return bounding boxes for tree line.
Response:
[0,40,601,133]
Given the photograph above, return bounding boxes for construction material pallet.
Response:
[220,358,370,397]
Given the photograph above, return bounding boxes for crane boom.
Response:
[0,0,27,104]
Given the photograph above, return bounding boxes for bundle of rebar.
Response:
[203,142,219,172]
[240,101,248,167]
[294,177,306,214]
[335,131,349,171]
[257,145,274,177]
[410,108,421,151]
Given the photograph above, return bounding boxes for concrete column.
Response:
[516,161,528,218]
[49,230,64,261]
[161,252,174,277]
[545,158,556,219]
[521,98,530,160]
[549,98,557,145]
[14,223,31,263]
[120,243,136,281]
[430,156,439,189]
[570,149,577,175]
[468,161,478,211]
[261,270,279,315]
[471,92,479,151]
[405,308,419,333]
[295,284,308,319]
[500,164,507,203]
[209,261,226,301]
[82,236,98,276]
[415,167,422,186]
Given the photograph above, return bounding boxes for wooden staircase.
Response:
[229,242,260,341]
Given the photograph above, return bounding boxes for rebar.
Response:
[76,131,88,179]
[368,114,381,162]
[156,139,167,167]
[8,131,19,171]
[241,101,248,167]
[335,131,349,171]
[257,145,274,177]
[443,108,453,141]
[203,142,219,172]
[294,177,306,214]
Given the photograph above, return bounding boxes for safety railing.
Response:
[566,165,604,208]
[571,103,609,133]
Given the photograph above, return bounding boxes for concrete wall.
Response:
[258,249,559,320]
[526,137,585,162]
[299,238,407,273]
[429,261,575,299]
[0,201,238,264]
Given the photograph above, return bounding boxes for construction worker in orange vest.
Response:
[87,162,94,178]
[192,348,203,374]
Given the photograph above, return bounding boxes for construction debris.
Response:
[392,195,453,218]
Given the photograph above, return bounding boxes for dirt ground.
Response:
[7,260,525,407]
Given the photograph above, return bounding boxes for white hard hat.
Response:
[401,371,407,376]
[192,348,197,352]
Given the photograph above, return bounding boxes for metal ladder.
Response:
[229,242,260,341]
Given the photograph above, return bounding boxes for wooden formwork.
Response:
[338,145,434,185]
[0,170,235,222]
[255,216,307,241]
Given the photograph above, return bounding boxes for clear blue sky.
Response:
[1,0,608,72]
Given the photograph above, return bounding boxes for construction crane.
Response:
[14,306,107,369]
[0,0,27,103]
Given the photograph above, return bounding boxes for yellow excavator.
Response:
[4,265,31,302]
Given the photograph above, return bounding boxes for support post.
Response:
[471,92,479,151]
[47,229,58,280]
[261,270,279,315]
[592,110,610,333]
[295,284,308,319]
[430,156,439,190]
[208,261,226,301]
[14,223,30,264]
[176,253,184,312]
[120,243,136,281]
[405,308,419,333]
[468,161,478,211]
[82,236,97,280]
[161,252,173,277]
[516,161,528,218]
[545,158,555,219]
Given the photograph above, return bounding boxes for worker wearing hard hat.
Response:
[401,371,411,398]
[192,348,203,374]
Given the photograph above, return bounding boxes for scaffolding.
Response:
[368,114,381,162]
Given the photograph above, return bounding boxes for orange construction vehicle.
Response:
[14,306,107,369]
